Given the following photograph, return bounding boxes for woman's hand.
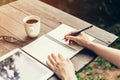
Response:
[46,54,77,80]
[64,32,92,47]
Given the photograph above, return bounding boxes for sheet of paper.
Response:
[22,36,78,65]
[47,24,94,50]
[0,49,53,80]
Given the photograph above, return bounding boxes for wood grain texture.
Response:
[0,26,19,55]
[10,0,118,44]
[0,0,118,80]
[9,0,60,29]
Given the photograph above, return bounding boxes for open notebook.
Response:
[0,24,94,80]
[22,24,94,65]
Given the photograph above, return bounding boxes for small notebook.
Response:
[22,24,94,65]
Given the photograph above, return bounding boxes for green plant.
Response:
[85,65,93,70]
[76,73,83,80]
[95,58,105,65]
[117,74,120,78]
[97,75,102,80]
[87,77,94,80]
[104,62,112,69]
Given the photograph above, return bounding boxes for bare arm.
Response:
[65,32,120,67]
[86,42,120,67]
[46,32,119,80]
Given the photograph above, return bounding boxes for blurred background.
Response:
[0,0,15,6]
[1,0,120,48]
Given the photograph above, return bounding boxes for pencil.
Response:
[70,25,93,36]
[62,25,93,40]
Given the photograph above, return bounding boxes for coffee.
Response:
[26,19,38,24]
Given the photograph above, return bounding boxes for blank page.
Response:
[47,24,94,51]
[22,36,77,65]
[22,24,94,65]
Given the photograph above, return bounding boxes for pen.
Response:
[63,25,93,40]
[70,25,93,36]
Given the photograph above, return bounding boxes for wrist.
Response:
[85,41,94,49]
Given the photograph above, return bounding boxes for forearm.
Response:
[86,42,120,68]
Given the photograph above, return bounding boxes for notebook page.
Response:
[22,24,94,65]
[47,24,94,51]
[22,36,77,65]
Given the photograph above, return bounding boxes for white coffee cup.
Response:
[23,15,40,38]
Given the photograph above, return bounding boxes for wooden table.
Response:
[0,0,118,80]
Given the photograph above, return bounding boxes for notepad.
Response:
[22,24,95,65]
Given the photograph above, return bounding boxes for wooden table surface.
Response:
[0,0,118,80]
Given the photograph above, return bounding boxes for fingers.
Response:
[69,40,73,45]
[46,54,57,70]
[65,36,75,40]
[65,36,77,45]
[64,31,87,45]
[48,54,56,65]
[65,31,85,40]
[46,60,54,70]
[51,54,60,63]
[64,31,77,41]
[58,54,65,61]
[46,54,64,70]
